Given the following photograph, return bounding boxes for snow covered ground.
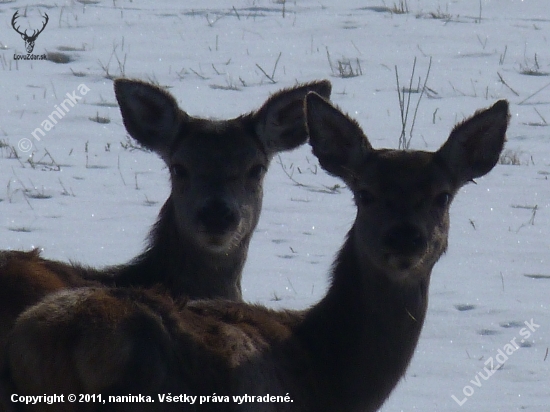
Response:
[0,0,548,410]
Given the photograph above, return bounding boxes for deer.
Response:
[0,80,331,410]
[0,78,332,307]
[74,78,331,301]
[11,10,49,54]
[5,93,509,412]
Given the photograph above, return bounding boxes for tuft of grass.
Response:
[336,58,362,78]
[8,227,33,233]
[270,292,282,302]
[27,149,62,171]
[92,101,118,108]
[8,179,52,202]
[478,329,499,336]
[519,54,549,76]
[524,274,550,280]
[89,112,111,124]
[326,48,362,78]
[0,139,12,157]
[388,0,409,14]
[210,76,243,91]
[454,304,476,311]
[58,178,75,197]
[46,51,74,64]
[70,68,87,77]
[143,195,158,207]
[498,149,532,166]
[26,190,52,199]
[499,321,524,328]
[98,44,127,79]
[423,6,452,20]
[57,44,87,52]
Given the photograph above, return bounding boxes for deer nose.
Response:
[196,199,239,234]
[383,224,427,255]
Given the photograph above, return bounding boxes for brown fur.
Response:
[78,78,331,300]
[6,96,509,411]
[0,80,331,411]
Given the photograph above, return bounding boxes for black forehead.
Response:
[361,149,449,191]
[171,117,267,164]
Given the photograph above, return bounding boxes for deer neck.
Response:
[298,226,430,411]
[114,199,246,301]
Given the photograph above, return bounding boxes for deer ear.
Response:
[305,92,372,182]
[252,80,332,156]
[436,100,509,185]
[114,79,186,157]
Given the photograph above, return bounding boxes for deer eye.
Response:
[171,164,189,179]
[356,189,376,205]
[434,192,451,208]
[247,164,266,180]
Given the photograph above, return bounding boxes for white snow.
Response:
[0,0,548,410]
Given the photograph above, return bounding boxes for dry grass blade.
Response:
[395,57,432,149]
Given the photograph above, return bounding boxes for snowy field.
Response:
[0,0,549,410]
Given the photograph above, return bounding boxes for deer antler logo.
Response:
[11,10,49,54]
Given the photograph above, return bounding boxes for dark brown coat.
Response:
[7,96,509,412]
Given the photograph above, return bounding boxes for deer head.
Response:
[305,93,509,284]
[11,11,49,54]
